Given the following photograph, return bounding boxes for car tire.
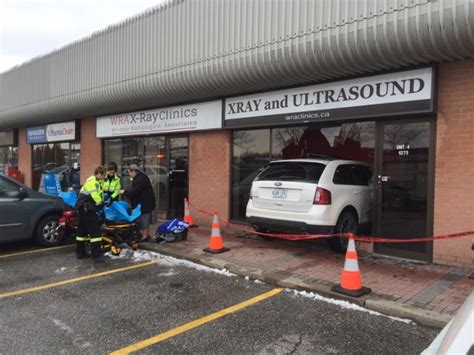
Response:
[35,215,63,247]
[329,211,358,253]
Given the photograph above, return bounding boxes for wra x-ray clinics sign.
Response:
[96,100,222,138]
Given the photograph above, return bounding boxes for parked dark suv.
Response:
[0,174,67,246]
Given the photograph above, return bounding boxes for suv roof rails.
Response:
[304,153,338,160]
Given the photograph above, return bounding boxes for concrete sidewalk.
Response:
[141,226,473,329]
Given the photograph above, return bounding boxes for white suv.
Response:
[246,158,373,251]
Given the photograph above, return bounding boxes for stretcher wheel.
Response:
[111,246,122,256]
[131,242,139,251]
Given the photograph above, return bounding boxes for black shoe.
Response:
[76,253,90,259]
[91,250,106,260]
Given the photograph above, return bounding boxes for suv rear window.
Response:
[333,164,372,186]
[256,162,326,183]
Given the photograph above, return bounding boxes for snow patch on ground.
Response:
[288,289,412,324]
[47,317,92,349]
[157,269,178,277]
[109,248,236,277]
[54,267,68,274]
[245,276,263,284]
[109,246,411,324]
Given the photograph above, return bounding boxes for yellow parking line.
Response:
[0,245,74,259]
[0,261,156,299]
[110,288,283,355]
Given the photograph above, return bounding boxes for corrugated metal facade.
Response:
[0,0,473,128]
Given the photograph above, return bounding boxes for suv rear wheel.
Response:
[35,215,63,246]
[329,211,358,253]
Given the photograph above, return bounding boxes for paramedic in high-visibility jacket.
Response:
[74,166,106,260]
[103,162,121,202]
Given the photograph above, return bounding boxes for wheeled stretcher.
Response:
[100,200,142,255]
[59,199,142,257]
[101,220,142,256]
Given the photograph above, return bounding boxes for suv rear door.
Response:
[0,176,27,241]
[332,164,372,223]
[251,162,326,212]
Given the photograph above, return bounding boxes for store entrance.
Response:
[168,137,188,218]
[104,135,188,219]
[374,121,433,262]
[141,136,188,218]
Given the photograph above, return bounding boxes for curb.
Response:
[365,299,452,329]
[140,243,451,329]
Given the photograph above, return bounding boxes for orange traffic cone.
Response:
[332,234,371,297]
[203,212,230,254]
[183,198,195,226]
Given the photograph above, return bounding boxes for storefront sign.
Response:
[26,121,77,144]
[0,130,16,146]
[96,100,222,138]
[224,67,435,128]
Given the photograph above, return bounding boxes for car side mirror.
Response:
[18,187,28,200]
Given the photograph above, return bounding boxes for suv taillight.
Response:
[314,187,331,205]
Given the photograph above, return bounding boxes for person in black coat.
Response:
[120,164,156,241]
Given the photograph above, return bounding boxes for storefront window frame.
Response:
[230,121,378,222]
[30,139,81,191]
[102,134,189,217]
[0,146,19,174]
[229,116,436,262]
[0,129,19,174]
[231,128,272,221]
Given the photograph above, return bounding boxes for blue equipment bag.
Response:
[41,172,62,196]
[155,219,189,244]
[58,191,77,207]
[104,201,141,223]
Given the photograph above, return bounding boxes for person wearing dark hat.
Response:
[119,164,156,241]
[103,162,121,203]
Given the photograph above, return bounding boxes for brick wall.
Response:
[80,117,103,183]
[434,60,474,268]
[189,131,231,226]
[18,128,32,187]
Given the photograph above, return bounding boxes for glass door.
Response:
[104,136,188,218]
[375,121,433,262]
[168,137,188,218]
[143,136,168,212]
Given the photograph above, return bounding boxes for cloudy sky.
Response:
[0,0,166,73]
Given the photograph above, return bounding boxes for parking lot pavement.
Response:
[0,244,437,354]
[142,226,474,328]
